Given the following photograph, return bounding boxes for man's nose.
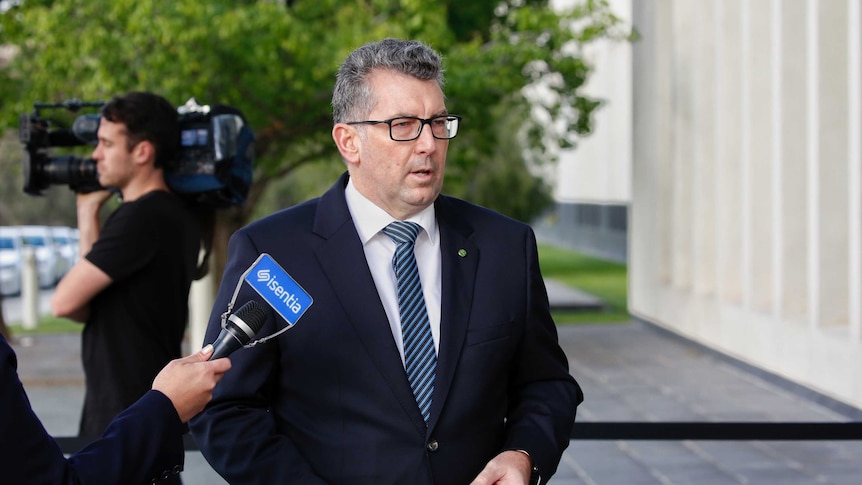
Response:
[414,122,437,152]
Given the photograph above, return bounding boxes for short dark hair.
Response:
[100,92,179,170]
[332,38,445,124]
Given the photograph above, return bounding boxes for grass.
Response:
[6,243,629,334]
[9,315,83,335]
[538,243,630,325]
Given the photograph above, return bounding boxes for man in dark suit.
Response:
[0,334,231,485]
[190,38,583,485]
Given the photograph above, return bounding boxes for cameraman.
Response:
[51,92,205,471]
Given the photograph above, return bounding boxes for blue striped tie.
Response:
[382,221,436,423]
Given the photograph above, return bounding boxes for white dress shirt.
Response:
[344,179,442,364]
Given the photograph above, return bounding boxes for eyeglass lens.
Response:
[390,116,459,141]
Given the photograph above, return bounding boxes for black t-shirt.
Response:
[79,190,202,438]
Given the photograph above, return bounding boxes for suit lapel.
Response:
[312,173,428,433]
[427,196,477,433]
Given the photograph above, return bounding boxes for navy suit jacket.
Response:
[190,172,582,484]
[0,333,185,485]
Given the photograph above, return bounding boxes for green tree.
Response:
[1,0,629,282]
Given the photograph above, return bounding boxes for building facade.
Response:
[628,0,862,410]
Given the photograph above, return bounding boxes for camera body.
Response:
[19,98,254,208]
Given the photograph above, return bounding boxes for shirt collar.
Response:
[345,178,438,246]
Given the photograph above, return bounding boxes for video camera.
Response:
[19,98,254,208]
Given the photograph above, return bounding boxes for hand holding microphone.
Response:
[153,301,265,422]
[153,344,232,423]
[208,300,269,360]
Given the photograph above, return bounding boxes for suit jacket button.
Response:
[426,440,439,452]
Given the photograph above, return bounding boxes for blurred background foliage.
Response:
[0,0,630,279]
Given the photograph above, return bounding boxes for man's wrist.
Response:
[512,449,540,485]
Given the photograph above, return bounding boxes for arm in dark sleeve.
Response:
[502,228,584,482]
[1,334,185,485]
[70,390,185,485]
[0,334,72,485]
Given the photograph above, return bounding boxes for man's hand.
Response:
[469,450,533,485]
[152,345,232,423]
[75,189,114,256]
[76,189,115,210]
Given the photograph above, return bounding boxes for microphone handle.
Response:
[209,327,245,360]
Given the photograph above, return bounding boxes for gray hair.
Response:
[332,38,445,124]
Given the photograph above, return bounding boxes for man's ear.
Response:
[332,124,360,165]
[132,140,155,167]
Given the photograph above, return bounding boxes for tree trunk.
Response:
[212,207,252,297]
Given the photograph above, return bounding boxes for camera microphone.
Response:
[208,300,268,360]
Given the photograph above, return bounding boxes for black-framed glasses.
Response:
[346,115,462,141]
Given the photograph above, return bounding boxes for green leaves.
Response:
[1,0,629,224]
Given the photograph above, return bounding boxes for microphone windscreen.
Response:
[229,300,268,339]
[209,301,269,360]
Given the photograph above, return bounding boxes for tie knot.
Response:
[382,221,421,246]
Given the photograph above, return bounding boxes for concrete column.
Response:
[770,0,784,319]
[779,0,809,322]
[21,247,39,330]
[849,0,862,341]
[817,0,850,328]
[692,0,717,297]
[670,0,696,291]
[746,0,775,314]
[806,0,821,329]
[715,0,745,305]
[656,0,674,290]
[630,0,672,318]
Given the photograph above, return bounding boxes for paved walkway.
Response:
[545,279,604,311]
[553,322,862,484]
[8,283,862,484]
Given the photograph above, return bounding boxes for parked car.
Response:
[18,225,63,288]
[51,226,79,279]
[0,227,24,296]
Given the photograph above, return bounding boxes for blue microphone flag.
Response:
[244,253,313,327]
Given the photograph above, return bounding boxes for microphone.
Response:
[208,300,268,360]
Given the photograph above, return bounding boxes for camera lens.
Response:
[24,155,103,194]
[47,156,102,193]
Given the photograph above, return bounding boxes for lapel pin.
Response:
[458,249,467,257]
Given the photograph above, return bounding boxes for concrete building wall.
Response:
[539,0,633,263]
[554,0,633,205]
[629,0,862,409]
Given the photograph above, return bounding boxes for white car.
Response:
[0,227,24,296]
[51,226,79,279]
[17,225,63,288]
